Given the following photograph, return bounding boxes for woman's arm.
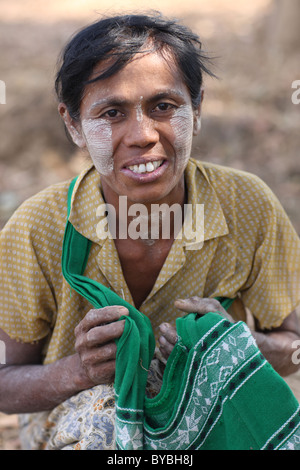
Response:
[252,310,300,377]
[0,305,129,414]
[0,328,90,414]
[159,297,300,378]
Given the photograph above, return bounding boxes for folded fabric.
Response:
[62,178,300,450]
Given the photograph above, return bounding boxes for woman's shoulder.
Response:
[191,158,279,208]
[1,179,72,241]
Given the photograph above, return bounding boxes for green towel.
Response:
[62,177,300,450]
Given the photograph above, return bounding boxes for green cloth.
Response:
[62,177,300,450]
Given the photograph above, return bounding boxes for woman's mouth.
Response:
[126,159,164,174]
[121,158,168,182]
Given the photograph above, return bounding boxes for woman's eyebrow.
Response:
[149,90,185,102]
[89,97,129,111]
[89,89,186,111]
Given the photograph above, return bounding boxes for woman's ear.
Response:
[193,89,204,136]
[58,103,86,148]
[193,113,202,136]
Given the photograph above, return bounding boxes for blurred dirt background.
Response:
[0,0,299,450]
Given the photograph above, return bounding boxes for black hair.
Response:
[55,12,215,120]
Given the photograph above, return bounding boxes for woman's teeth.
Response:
[127,159,163,174]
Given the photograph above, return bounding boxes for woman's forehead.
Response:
[83,51,190,106]
[91,48,179,79]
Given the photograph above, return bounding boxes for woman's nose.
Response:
[123,110,159,148]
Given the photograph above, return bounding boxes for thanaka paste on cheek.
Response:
[170,105,194,170]
[81,118,114,175]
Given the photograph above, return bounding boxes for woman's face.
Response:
[61,51,202,205]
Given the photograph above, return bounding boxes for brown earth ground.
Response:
[0,0,300,450]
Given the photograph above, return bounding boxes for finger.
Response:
[75,306,129,335]
[174,297,223,314]
[158,335,175,359]
[86,320,126,348]
[175,297,234,322]
[159,322,177,345]
[80,341,118,365]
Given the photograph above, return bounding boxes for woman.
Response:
[0,13,300,450]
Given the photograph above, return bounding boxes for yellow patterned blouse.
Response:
[1,158,299,364]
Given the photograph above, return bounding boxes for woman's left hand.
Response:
[158,296,234,359]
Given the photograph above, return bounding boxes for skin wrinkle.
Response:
[128,211,165,244]
[81,101,195,243]
[130,204,183,242]
[80,97,195,181]
[133,96,156,141]
[65,52,202,211]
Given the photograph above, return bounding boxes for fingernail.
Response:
[118,307,129,314]
[159,323,167,332]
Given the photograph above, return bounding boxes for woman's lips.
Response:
[126,159,163,174]
[120,159,168,182]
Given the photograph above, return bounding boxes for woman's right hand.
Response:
[74,306,129,387]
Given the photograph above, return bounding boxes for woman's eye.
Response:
[102,109,122,119]
[154,103,175,113]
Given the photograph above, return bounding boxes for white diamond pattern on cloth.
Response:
[144,320,260,450]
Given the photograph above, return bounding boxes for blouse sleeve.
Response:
[0,199,58,343]
[240,182,300,329]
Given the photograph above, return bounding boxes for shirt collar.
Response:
[68,159,229,247]
[68,163,105,244]
[181,159,229,250]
